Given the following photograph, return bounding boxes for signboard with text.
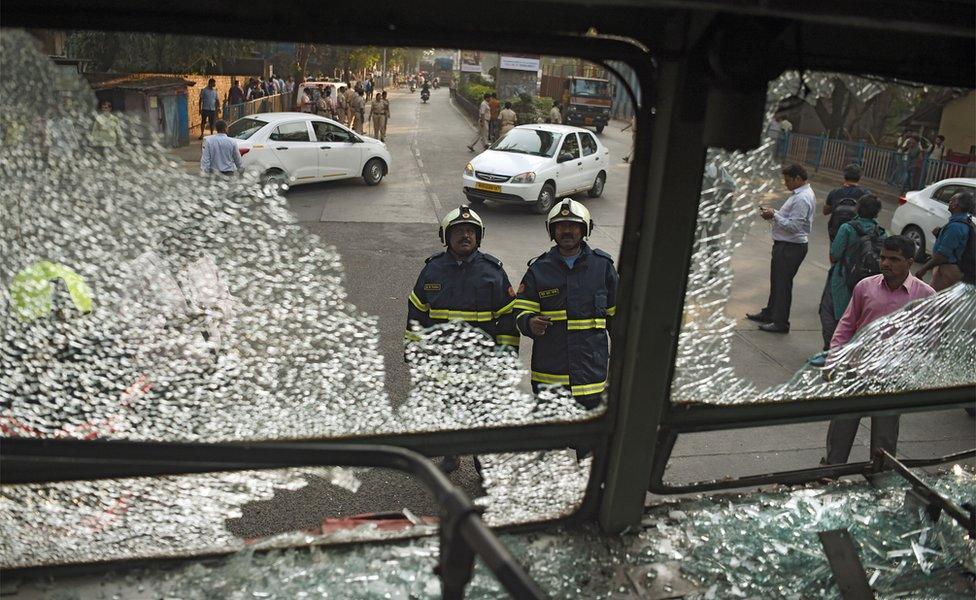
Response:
[499,55,540,72]
[460,51,482,73]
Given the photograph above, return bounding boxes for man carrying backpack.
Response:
[818,194,885,350]
[915,191,976,290]
[822,164,870,242]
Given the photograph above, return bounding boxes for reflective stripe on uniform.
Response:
[404,329,421,341]
[606,306,616,316]
[531,371,570,385]
[541,309,567,321]
[571,380,607,396]
[496,334,520,346]
[566,318,607,330]
[428,308,493,321]
[409,291,429,312]
[513,299,540,312]
[493,299,517,318]
[517,310,537,321]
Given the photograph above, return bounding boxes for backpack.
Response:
[828,197,858,240]
[960,218,976,285]
[843,221,885,290]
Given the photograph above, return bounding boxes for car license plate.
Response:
[584,117,594,124]
[475,182,501,193]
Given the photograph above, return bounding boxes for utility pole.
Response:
[382,47,387,90]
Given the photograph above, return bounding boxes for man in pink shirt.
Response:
[823,235,936,464]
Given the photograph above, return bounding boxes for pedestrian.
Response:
[228,79,245,107]
[199,119,243,176]
[198,78,219,140]
[515,199,619,410]
[928,134,947,162]
[365,77,373,96]
[498,101,517,137]
[488,93,501,142]
[467,93,491,152]
[285,76,295,95]
[370,92,387,141]
[822,235,936,464]
[548,102,562,124]
[337,86,348,123]
[380,90,390,140]
[448,77,456,99]
[819,194,885,351]
[621,116,635,163]
[747,163,816,333]
[915,191,976,290]
[89,98,120,155]
[345,85,358,127]
[903,136,922,191]
[405,206,520,471]
[823,163,870,242]
[352,89,366,134]
[299,88,313,113]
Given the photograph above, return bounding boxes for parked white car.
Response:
[226,112,391,189]
[462,124,609,213]
[890,177,975,259]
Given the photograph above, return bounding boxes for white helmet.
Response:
[438,205,485,245]
[546,198,593,239]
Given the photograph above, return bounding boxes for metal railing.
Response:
[222,92,291,123]
[777,132,976,191]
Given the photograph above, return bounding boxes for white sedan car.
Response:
[462,124,609,213]
[226,112,391,188]
[890,177,975,259]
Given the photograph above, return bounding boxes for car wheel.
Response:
[595,125,605,134]
[901,225,927,261]
[534,183,556,214]
[261,169,287,193]
[587,172,606,198]
[363,158,384,186]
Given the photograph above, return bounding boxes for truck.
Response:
[560,76,612,133]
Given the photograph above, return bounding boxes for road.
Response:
[226,86,972,535]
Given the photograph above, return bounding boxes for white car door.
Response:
[267,120,319,183]
[311,120,363,179]
[555,132,584,193]
[578,131,603,188]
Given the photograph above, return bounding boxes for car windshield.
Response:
[227,117,267,140]
[490,129,562,157]
[570,79,609,98]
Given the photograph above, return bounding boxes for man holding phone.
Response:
[747,163,817,333]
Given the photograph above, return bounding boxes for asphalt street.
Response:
[220,86,972,535]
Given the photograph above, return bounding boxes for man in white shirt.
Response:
[747,163,816,333]
[467,93,491,152]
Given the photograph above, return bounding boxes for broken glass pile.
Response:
[8,465,971,598]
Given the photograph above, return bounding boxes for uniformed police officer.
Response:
[406,205,520,349]
[515,199,618,409]
[406,206,519,474]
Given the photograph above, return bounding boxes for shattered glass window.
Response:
[0,449,590,569]
[672,71,976,405]
[0,29,638,441]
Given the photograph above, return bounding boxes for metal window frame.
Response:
[0,0,974,554]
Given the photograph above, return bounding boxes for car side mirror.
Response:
[558,152,574,163]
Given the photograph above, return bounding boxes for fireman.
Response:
[515,199,618,409]
[406,205,520,349]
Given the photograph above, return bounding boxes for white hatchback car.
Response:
[890,177,975,259]
[462,124,609,213]
[226,112,391,189]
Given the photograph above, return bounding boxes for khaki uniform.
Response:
[337,91,348,123]
[345,88,358,126]
[549,106,561,124]
[370,99,388,140]
[499,108,517,136]
[381,98,390,139]
[351,93,366,133]
[468,100,491,150]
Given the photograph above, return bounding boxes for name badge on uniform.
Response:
[424,283,441,291]
[539,288,560,298]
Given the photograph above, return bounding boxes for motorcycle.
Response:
[421,89,430,103]
[409,82,416,93]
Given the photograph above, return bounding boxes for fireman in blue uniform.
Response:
[405,205,520,348]
[515,199,618,409]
